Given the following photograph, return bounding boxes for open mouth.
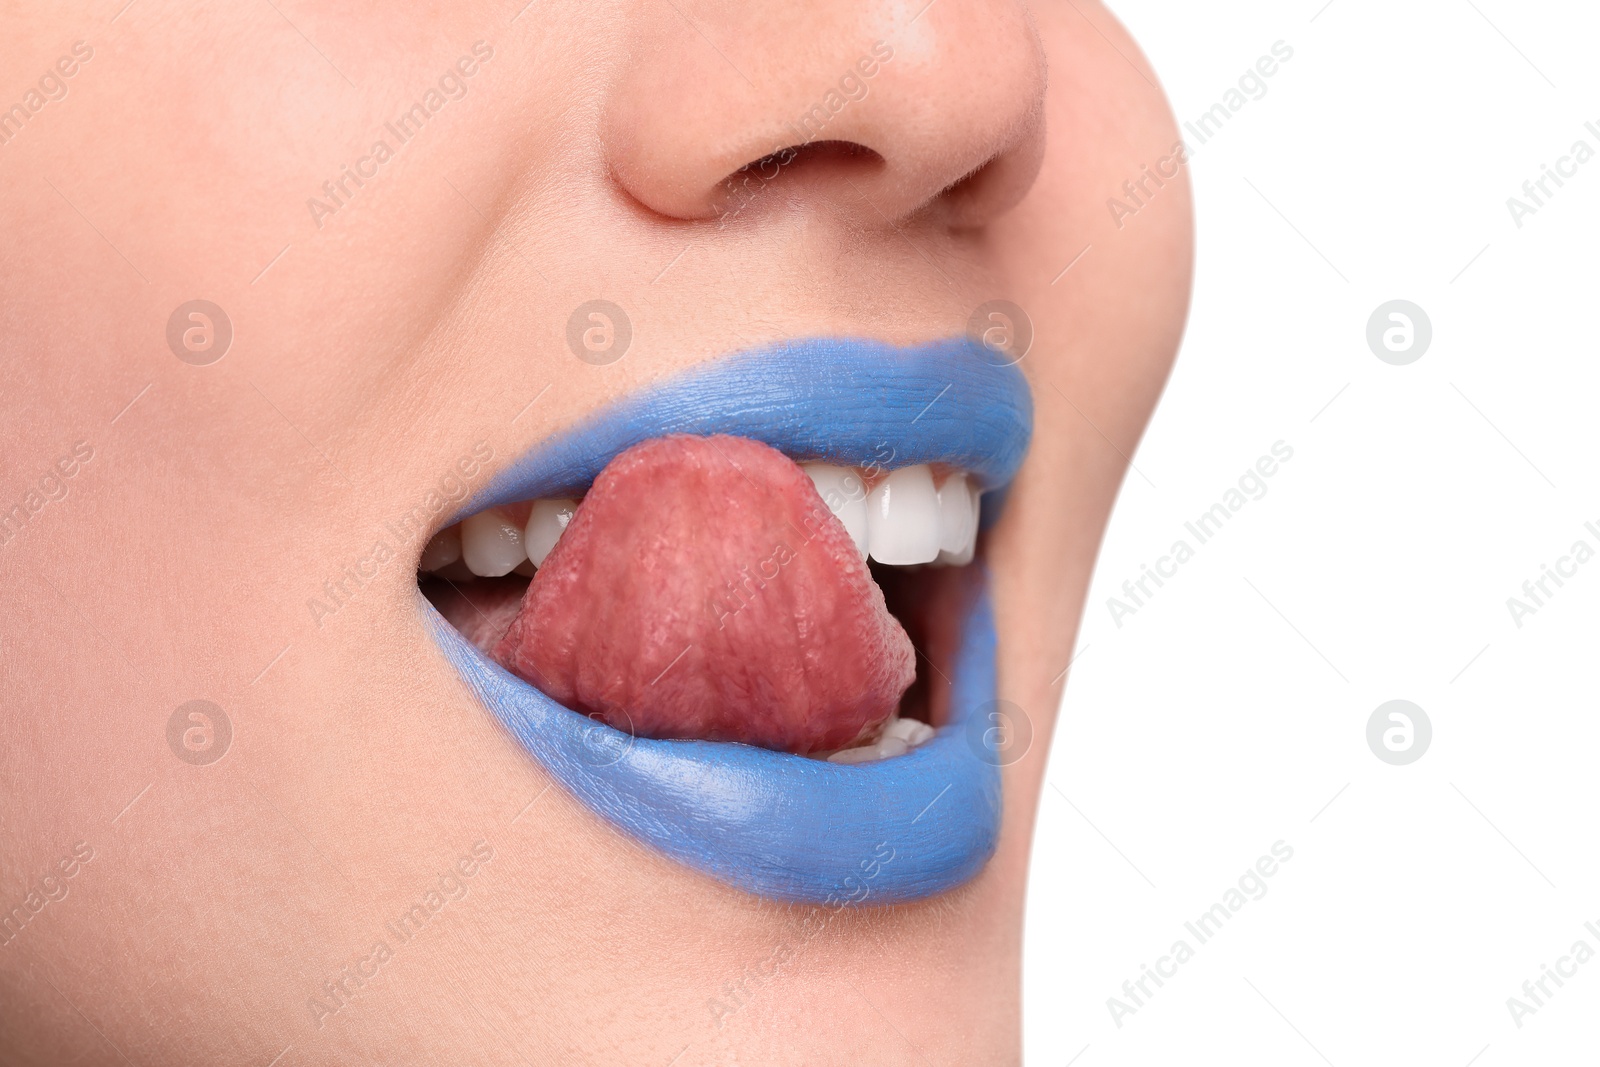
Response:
[421,435,983,763]
[418,336,1032,903]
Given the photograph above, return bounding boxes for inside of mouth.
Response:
[419,437,984,764]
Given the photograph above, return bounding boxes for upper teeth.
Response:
[425,463,982,578]
[805,462,979,567]
[525,498,577,567]
[419,524,462,571]
[865,465,941,565]
[934,472,979,567]
[460,508,527,577]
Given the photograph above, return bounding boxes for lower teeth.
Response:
[825,716,935,764]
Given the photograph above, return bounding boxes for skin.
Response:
[0,1,1190,1063]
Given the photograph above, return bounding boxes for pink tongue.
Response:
[490,434,915,754]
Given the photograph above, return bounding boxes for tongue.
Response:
[490,435,916,755]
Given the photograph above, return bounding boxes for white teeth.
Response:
[524,498,578,567]
[875,736,910,759]
[427,463,976,581]
[935,476,981,567]
[419,525,462,571]
[811,462,981,567]
[865,464,941,565]
[421,497,576,576]
[936,472,976,554]
[826,717,936,763]
[801,463,868,555]
[461,508,527,576]
[883,717,935,746]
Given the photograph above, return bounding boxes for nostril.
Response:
[715,139,886,219]
[935,154,1007,224]
[939,155,997,201]
[934,113,1048,229]
[737,139,885,176]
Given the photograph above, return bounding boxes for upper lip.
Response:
[457,335,1032,514]
[422,335,1033,903]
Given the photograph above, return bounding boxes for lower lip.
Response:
[424,579,1004,903]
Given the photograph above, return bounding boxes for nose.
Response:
[603,0,1047,229]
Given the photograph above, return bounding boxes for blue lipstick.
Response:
[424,335,1033,903]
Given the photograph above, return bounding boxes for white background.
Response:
[1025,2,1600,1064]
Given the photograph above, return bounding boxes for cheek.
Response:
[982,4,1194,808]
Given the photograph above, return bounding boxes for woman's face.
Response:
[3,1,1189,1061]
